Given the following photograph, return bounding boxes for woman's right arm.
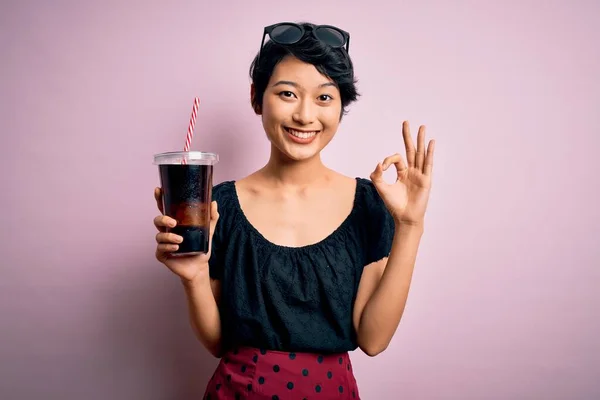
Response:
[181,272,222,357]
[154,187,223,358]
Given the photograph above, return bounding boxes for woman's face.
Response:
[256,56,343,162]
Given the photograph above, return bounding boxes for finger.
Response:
[157,243,179,253]
[154,215,177,232]
[402,121,416,168]
[424,139,435,176]
[369,162,384,184]
[393,157,407,180]
[415,125,426,171]
[381,153,407,179]
[155,232,184,244]
[154,187,164,214]
[381,153,402,170]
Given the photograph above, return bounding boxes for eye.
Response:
[278,91,297,99]
[318,94,333,102]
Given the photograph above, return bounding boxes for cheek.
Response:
[261,100,288,139]
[321,107,342,129]
[262,96,289,121]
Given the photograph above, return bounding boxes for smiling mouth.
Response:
[284,127,320,139]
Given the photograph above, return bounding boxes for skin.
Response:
[153,55,435,357]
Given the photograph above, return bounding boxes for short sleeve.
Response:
[364,180,396,265]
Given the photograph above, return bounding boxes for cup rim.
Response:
[153,151,219,164]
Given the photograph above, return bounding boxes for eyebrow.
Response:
[271,80,337,89]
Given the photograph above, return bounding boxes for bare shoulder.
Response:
[233,171,264,196]
[327,170,357,192]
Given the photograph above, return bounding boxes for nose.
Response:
[292,99,316,125]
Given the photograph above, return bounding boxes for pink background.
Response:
[1,1,599,399]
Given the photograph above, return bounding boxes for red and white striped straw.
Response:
[182,97,199,164]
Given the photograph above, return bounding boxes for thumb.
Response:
[206,201,220,256]
[370,163,385,185]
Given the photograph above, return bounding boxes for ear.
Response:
[250,83,262,115]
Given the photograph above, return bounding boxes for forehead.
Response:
[269,56,336,88]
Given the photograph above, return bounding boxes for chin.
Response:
[266,135,323,162]
[280,146,321,162]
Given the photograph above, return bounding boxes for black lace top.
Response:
[209,177,395,354]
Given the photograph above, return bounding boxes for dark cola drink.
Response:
[154,152,219,255]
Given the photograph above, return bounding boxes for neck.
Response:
[261,144,330,187]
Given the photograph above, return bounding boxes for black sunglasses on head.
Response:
[257,22,350,63]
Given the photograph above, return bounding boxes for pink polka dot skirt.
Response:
[203,347,360,399]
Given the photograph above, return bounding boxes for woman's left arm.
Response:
[353,121,435,357]
[353,223,423,356]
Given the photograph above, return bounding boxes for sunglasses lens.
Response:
[270,24,304,44]
[314,27,345,47]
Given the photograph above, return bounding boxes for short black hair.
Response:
[249,22,360,118]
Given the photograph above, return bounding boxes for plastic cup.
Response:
[153,151,219,255]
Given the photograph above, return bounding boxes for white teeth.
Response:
[288,128,318,139]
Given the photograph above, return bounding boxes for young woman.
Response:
[153,22,435,400]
